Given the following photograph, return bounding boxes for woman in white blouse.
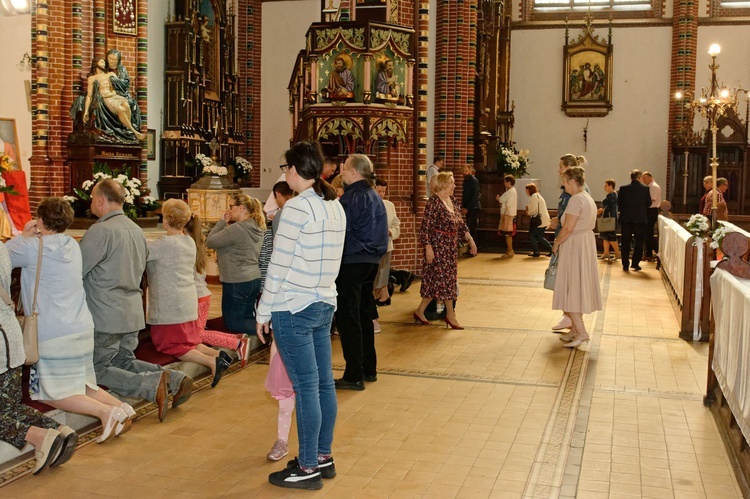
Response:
[525,183,553,257]
[256,141,346,491]
[496,174,518,257]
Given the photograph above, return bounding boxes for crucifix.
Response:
[583,119,589,152]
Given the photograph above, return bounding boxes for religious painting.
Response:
[373,51,405,105]
[0,118,21,168]
[562,16,613,117]
[146,129,156,160]
[320,47,358,102]
[113,0,137,36]
[197,0,219,100]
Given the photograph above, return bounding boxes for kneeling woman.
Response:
[147,199,230,387]
[206,194,265,334]
[7,197,135,445]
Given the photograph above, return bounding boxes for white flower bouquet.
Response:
[684,214,711,239]
[68,163,158,220]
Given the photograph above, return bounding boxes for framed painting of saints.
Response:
[0,118,21,168]
[562,17,613,117]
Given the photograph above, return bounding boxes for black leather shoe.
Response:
[622,266,629,272]
[334,378,365,391]
[364,374,377,382]
[400,273,416,292]
[375,298,391,306]
[631,265,642,271]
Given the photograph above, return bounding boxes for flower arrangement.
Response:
[192,153,228,176]
[232,156,253,179]
[202,164,228,176]
[684,214,711,239]
[194,153,213,169]
[0,154,16,173]
[497,144,530,178]
[67,163,159,220]
[710,224,734,250]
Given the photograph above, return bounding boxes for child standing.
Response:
[185,214,251,368]
[259,197,296,462]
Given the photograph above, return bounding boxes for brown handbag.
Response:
[0,238,42,365]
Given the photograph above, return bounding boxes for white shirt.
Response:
[426,165,439,197]
[498,187,517,217]
[383,198,400,252]
[527,192,551,228]
[256,188,347,324]
[647,180,662,209]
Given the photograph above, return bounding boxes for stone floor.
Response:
[0,253,741,498]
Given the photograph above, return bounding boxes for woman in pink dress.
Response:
[413,172,477,329]
[551,166,602,348]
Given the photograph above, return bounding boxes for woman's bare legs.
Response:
[85,386,124,408]
[374,286,390,302]
[444,300,462,328]
[414,297,432,322]
[180,347,220,374]
[43,396,115,427]
[505,235,514,256]
[564,312,590,347]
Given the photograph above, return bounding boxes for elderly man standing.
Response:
[642,171,661,261]
[81,179,193,422]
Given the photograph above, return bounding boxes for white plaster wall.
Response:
[427,0,437,169]
[0,14,32,185]
[510,26,672,205]
[260,0,320,193]
[146,0,169,197]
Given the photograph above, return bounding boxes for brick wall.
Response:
[29,0,147,209]
[239,0,262,187]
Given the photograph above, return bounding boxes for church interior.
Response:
[1,0,750,497]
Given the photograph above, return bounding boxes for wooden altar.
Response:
[160,0,244,200]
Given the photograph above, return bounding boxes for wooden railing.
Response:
[657,216,711,341]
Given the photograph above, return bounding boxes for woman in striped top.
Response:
[256,141,346,491]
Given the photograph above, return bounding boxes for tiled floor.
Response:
[0,253,742,498]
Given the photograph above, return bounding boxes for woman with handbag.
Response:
[597,179,620,261]
[550,167,602,348]
[525,183,553,258]
[495,174,517,258]
[6,198,135,444]
[414,172,478,329]
[0,240,79,475]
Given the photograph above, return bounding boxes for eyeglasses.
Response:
[279,164,289,173]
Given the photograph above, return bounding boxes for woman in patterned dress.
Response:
[414,172,477,329]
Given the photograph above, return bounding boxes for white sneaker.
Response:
[551,315,572,332]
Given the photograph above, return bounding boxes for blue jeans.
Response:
[221,279,261,334]
[529,227,553,256]
[272,302,337,469]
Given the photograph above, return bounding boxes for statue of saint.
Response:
[70,51,144,142]
[376,58,400,101]
[323,54,354,100]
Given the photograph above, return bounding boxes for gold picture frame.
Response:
[113,0,137,36]
[562,16,613,117]
[146,129,156,160]
[0,117,21,165]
